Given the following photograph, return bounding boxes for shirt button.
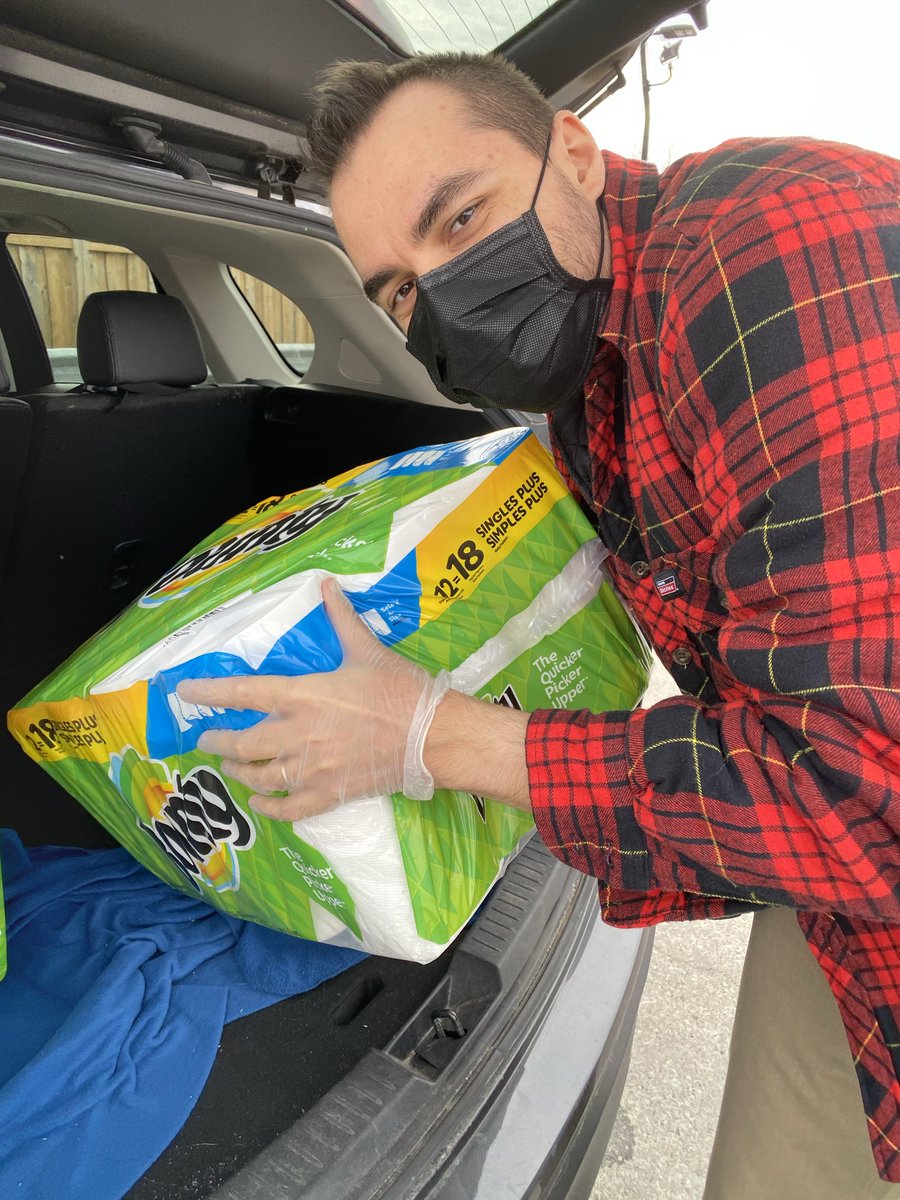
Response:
[630,560,650,580]
[672,646,693,667]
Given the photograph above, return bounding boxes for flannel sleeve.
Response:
[528,171,900,924]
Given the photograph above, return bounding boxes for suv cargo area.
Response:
[0,3,665,1192]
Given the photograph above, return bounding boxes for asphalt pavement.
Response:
[590,659,754,1200]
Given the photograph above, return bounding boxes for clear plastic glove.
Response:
[175,577,451,821]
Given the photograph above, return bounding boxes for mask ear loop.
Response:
[531,122,608,281]
[529,126,555,211]
[594,200,608,275]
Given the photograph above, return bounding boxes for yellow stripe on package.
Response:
[8,429,651,962]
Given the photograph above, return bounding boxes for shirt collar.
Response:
[596,151,661,351]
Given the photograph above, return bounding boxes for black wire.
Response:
[640,37,651,160]
[491,0,518,42]
[445,0,493,51]
[470,0,502,46]
[397,0,454,51]
[385,1,443,52]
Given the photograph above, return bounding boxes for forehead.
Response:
[330,81,530,270]
[344,80,478,173]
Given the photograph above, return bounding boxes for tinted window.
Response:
[342,0,559,54]
[229,268,314,377]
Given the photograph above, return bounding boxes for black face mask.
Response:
[405,134,612,413]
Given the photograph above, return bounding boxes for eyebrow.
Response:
[361,167,488,305]
[412,167,487,243]
[362,266,398,304]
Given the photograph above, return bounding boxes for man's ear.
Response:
[553,110,606,201]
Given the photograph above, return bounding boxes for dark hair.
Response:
[306,52,554,189]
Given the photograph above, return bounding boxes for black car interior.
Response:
[0,243,491,839]
[0,229,499,1196]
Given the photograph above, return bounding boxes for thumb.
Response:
[322,576,384,666]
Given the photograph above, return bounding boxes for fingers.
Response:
[198,717,286,762]
[219,756,290,795]
[248,789,339,822]
[321,576,382,665]
[177,674,291,713]
[176,579,382,720]
[217,754,343,820]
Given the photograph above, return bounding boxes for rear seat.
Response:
[0,290,265,844]
[0,359,32,594]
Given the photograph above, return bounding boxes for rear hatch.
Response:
[0,0,703,193]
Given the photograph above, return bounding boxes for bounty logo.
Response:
[110,747,255,892]
[140,492,358,606]
[472,685,522,821]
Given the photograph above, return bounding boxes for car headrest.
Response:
[77,291,207,388]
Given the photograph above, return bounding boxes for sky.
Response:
[583,0,900,167]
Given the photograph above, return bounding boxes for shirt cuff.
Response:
[526,707,652,891]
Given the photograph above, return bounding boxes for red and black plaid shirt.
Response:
[526,139,900,1179]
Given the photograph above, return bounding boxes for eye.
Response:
[391,279,416,311]
[450,204,477,235]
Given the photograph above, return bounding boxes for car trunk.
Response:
[125,836,608,1200]
[0,2,676,1191]
[0,351,609,1198]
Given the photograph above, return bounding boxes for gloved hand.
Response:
[175,577,451,821]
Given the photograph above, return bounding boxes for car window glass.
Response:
[229,268,314,377]
[7,234,155,383]
[342,0,559,55]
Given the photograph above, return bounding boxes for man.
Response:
[179,54,900,1196]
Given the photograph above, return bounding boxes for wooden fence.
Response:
[6,235,313,348]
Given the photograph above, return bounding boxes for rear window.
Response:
[229,268,314,377]
[7,235,155,383]
[343,0,559,54]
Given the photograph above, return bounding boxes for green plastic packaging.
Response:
[9,429,651,961]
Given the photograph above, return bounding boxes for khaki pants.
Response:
[703,906,900,1199]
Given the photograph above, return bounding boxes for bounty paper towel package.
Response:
[8,429,651,962]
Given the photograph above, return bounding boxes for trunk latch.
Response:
[430,1008,466,1040]
[415,1008,467,1072]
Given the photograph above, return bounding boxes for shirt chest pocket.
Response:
[645,536,728,634]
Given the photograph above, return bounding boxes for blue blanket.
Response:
[0,830,365,1200]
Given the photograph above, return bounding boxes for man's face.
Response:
[330,81,608,333]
